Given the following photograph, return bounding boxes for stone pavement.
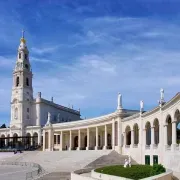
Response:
[0,165,37,180]
[37,172,71,180]
[0,150,135,180]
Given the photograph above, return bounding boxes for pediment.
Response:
[11,125,18,129]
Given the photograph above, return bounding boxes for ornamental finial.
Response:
[22,29,25,38]
[20,29,26,43]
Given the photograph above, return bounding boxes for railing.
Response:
[175,144,179,151]
[0,161,45,180]
[165,145,171,150]
[133,144,138,148]
[145,145,150,149]
[125,145,130,148]
[153,144,158,149]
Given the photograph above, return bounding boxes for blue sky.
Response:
[1,0,180,125]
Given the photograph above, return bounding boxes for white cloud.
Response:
[1,16,180,120]
[31,46,59,55]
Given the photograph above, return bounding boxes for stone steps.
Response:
[85,151,137,168]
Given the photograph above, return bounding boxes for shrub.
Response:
[95,164,166,180]
[150,164,166,176]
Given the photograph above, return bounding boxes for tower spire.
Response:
[22,29,25,39]
[20,29,26,44]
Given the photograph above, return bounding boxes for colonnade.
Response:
[43,119,122,151]
[124,112,180,151]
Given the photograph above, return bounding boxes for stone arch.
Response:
[125,126,131,145]
[153,119,159,144]
[174,109,180,144]
[13,133,18,148]
[0,134,5,148]
[26,133,31,146]
[166,115,172,145]
[33,132,38,146]
[145,121,151,145]
[133,123,139,145]
[7,134,10,146]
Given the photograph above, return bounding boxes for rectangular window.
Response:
[27,108,29,113]
[54,135,56,144]
[19,53,21,59]
[145,155,150,165]
[153,155,158,164]
[58,135,60,144]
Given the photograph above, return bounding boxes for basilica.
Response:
[0,33,180,176]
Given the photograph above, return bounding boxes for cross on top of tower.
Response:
[22,29,25,38]
[20,29,26,44]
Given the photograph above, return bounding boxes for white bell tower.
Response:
[10,30,33,133]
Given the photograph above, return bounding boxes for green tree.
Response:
[0,124,6,128]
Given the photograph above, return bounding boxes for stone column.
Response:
[151,126,155,149]
[143,129,146,148]
[95,127,98,150]
[5,136,7,146]
[86,128,89,150]
[112,120,115,149]
[131,130,134,148]
[103,125,107,150]
[164,124,168,147]
[43,130,45,151]
[118,119,122,147]
[69,130,72,151]
[38,130,42,146]
[124,132,126,147]
[60,131,63,151]
[77,129,81,150]
[31,134,33,146]
[172,121,177,151]
[48,130,52,151]
[36,103,41,126]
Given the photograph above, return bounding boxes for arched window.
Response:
[26,78,29,86]
[14,108,18,119]
[166,115,172,145]
[125,126,131,145]
[133,124,139,145]
[19,53,21,59]
[16,77,19,87]
[154,119,159,144]
[25,54,27,60]
[146,122,151,145]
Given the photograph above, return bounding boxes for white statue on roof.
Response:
[117,92,122,109]
[160,88,164,101]
[45,112,52,126]
[140,100,144,112]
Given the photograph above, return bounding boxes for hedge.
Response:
[95,164,165,180]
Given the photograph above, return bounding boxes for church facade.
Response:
[0,33,180,175]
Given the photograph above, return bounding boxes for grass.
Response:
[95,164,166,180]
